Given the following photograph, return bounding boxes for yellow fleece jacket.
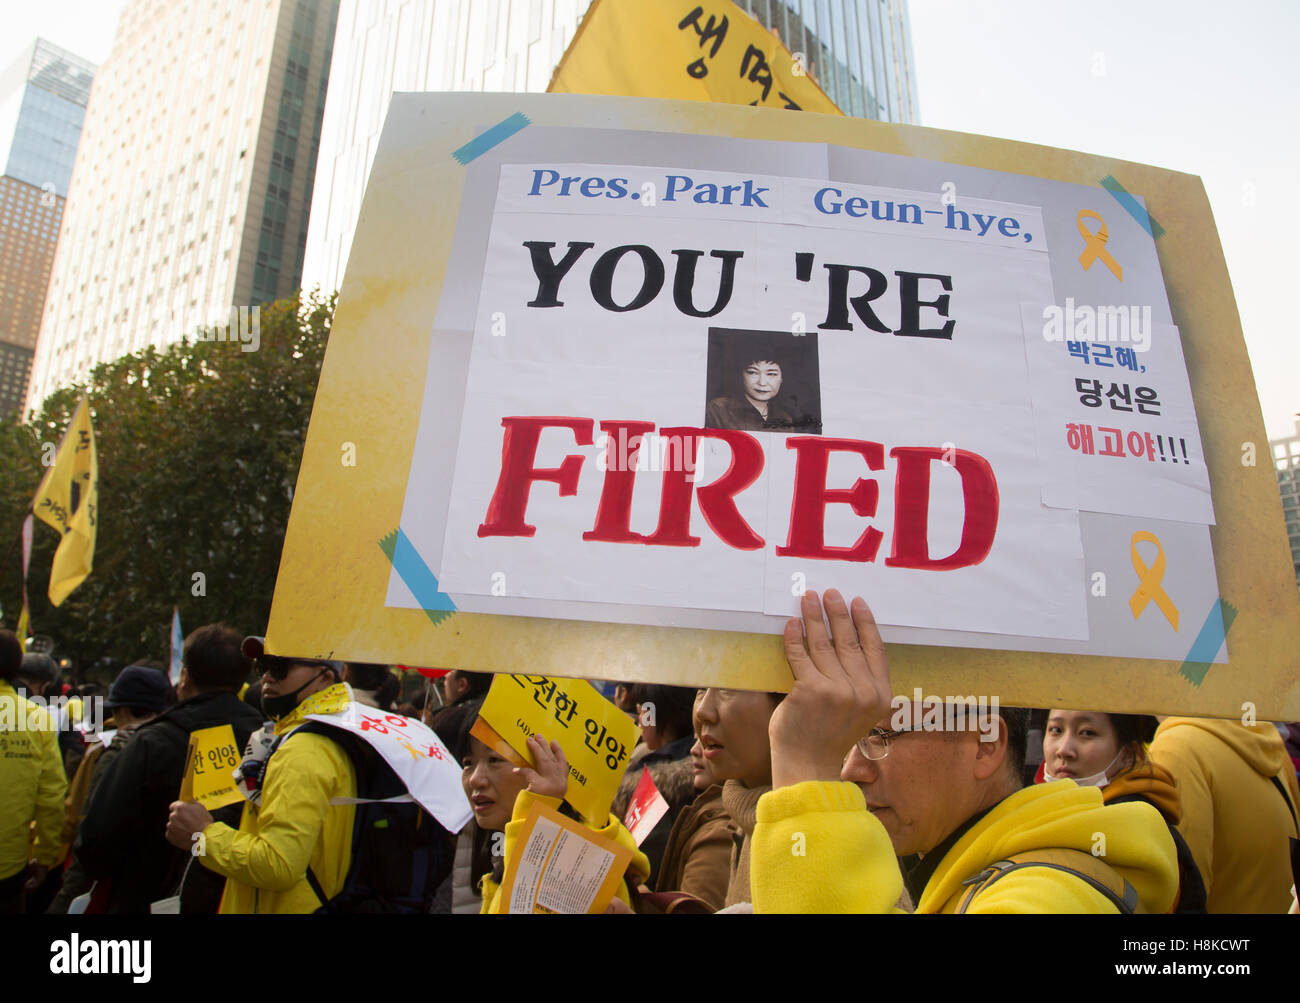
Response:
[751,779,1177,913]
[0,681,67,878]
[481,789,651,913]
[199,685,357,914]
[1150,717,1300,913]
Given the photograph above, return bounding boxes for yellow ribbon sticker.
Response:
[1129,531,1179,630]
[1077,210,1123,280]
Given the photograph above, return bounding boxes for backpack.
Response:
[957,848,1143,914]
[276,720,455,914]
[1106,793,1206,914]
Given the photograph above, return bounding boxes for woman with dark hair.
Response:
[706,354,800,432]
[1041,709,1206,912]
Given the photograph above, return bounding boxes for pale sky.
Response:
[6,0,1298,438]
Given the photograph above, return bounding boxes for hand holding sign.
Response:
[165,800,214,850]
[470,674,638,822]
[770,589,894,790]
[498,799,636,914]
[515,733,568,799]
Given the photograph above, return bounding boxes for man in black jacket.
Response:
[76,624,262,913]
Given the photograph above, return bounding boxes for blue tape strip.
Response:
[378,528,456,628]
[452,112,531,166]
[1099,175,1166,240]
[1178,598,1237,687]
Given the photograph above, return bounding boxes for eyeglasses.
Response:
[856,727,916,761]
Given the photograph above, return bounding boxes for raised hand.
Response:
[514,733,570,799]
[769,589,894,789]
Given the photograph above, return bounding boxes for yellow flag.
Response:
[32,396,99,606]
[549,0,843,115]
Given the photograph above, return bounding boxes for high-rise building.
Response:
[1270,418,1300,589]
[0,39,96,199]
[26,0,340,415]
[301,0,919,298]
[0,39,95,420]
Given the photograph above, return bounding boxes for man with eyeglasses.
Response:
[165,636,357,913]
[749,590,1179,913]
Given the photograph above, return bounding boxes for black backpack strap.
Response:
[1269,775,1300,835]
[305,867,328,908]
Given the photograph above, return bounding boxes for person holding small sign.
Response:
[476,732,649,913]
[165,638,356,914]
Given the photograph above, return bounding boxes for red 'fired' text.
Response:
[476,416,999,569]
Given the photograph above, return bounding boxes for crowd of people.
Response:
[2,589,1297,915]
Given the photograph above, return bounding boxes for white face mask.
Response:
[1044,748,1127,789]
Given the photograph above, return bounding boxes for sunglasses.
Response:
[257,657,330,681]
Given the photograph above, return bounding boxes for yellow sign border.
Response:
[267,92,1300,721]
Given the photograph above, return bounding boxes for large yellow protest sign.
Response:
[550,0,841,115]
[178,725,244,811]
[470,674,637,823]
[31,395,98,606]
[265,91,1300,722]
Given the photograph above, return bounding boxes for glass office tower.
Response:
[301,0,918,298]
[26,0,341,414]
[0,39,95,419]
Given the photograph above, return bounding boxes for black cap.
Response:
[106,664,170,712]
[241,636,343,675]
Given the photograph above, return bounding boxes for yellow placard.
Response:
[469,674,636,823]
[264,91,1300,722]
[178,724,244,811]
[549,0,842,116]
[497,799,635,914]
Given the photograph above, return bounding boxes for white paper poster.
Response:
[306,709,472,833]
[506,813,618,914]
[434,163,1085,639]
[388,133,1222,664]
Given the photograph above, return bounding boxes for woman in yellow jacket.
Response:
[476,733,648,913]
